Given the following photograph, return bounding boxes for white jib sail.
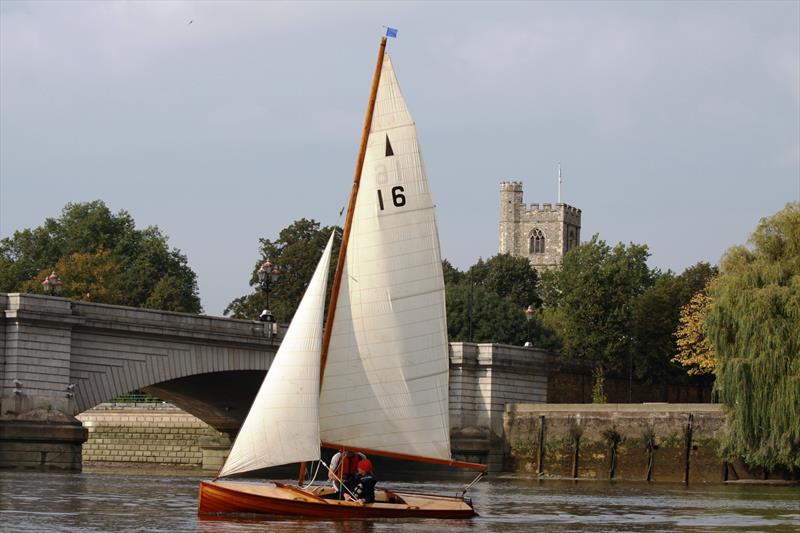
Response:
[320,53,451,460]
[219,234,335,477]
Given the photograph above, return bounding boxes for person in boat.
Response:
[328,449,366,498]
[344,459,378,504]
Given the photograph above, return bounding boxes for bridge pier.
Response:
[0,294,88,470]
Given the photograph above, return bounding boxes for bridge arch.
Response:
[1,294,279,432]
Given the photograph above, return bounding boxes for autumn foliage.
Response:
[672,283,716,375]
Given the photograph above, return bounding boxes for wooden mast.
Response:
[319,35,388,388]
[298,35,387,486]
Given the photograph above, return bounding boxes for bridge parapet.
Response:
[1,293,282,416]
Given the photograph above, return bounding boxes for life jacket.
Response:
[339,452,361,478]
[352,474,377,503]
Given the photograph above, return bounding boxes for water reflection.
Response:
[0,469,797,532]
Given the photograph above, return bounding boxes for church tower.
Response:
[499,181,582,271]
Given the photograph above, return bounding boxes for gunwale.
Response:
[198,480,477,519]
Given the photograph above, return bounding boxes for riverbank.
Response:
[504,403,726,482]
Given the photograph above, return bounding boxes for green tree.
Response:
[442,259,464,286]
[19,249,125,304]
[467,253,541,310]
[706,202,800,470]
[0,201,201,313]
[224,219,340,322]
[445,282,530,345]
[631,262,718,381]
[541,235,654,387]
[442,254,546,346]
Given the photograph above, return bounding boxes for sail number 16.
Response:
[377,186,406,210]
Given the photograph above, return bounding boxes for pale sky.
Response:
[2,1,798,316]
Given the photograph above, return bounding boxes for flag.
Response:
[385,27,398,38]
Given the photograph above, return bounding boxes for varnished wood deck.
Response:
[198,480,477,519]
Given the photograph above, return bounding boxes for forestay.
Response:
[219,234,335,477]
[320,53,451,461]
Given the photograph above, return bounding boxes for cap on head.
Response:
[357,459,372,473]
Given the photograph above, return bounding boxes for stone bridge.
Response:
[0,293,281,469]
[5,292,699,473]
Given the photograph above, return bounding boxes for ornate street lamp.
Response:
[42,271,63,295]
[256,260,281,312]
[524,305,535,347]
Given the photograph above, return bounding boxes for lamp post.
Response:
[42,271,63,295]
[257,260,281,309]
[524,305,534,347]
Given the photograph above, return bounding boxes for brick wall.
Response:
[77,403,228,466]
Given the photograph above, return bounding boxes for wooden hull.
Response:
[198,480,477,519]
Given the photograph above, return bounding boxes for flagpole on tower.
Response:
[558,163,562,204]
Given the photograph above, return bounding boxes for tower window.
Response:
[530,229,545,254]
[568,228,576,250]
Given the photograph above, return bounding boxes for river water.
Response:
[0,469,797,532]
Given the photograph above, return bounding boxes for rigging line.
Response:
[300,460,322,490]
[319,459,359,501]
[460,471,484,498]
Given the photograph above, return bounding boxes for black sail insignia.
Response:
[385,135,394,157]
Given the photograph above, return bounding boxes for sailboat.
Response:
[198,34,486,519]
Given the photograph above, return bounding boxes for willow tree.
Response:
[706,202,799,470]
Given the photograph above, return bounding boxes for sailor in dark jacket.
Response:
[344,459,377,504]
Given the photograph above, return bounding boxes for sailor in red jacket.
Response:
[344,459,378,504]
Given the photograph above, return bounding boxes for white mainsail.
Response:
[320,53,451,460]
[219,234,335,477]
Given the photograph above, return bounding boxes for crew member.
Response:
[328,449,366,498]
[344,459,378,504]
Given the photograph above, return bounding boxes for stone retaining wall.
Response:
[504,403,726,482]
[77,403,229,468]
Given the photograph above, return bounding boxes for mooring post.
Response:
[683,413,694,484]
[571,432,580,479]
[537,415,545,476]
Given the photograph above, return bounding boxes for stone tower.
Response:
[499,181,582,271]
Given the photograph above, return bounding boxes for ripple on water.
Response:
[0,471,798,532]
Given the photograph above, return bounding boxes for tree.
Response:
[630,272,686,380]
[706,202,800,470]
[0,201,201,313]
[631,262,718,381]
[19,249,125,304]
[467,253,541,310]
[540,235,654,387]
[442,254,547,346]
[445,282,530,345]
[672,283,716,375]
[224,219,340,322]
[442,259,464,286]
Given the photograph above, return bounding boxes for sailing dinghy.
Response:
[198,35,486,520]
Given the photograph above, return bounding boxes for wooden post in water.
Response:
[536,415,545,476]
[571,433,580,479]
[683,413,694,484]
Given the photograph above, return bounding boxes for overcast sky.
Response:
[2,1,798,316]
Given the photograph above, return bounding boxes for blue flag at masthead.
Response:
[385,27,398,38]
